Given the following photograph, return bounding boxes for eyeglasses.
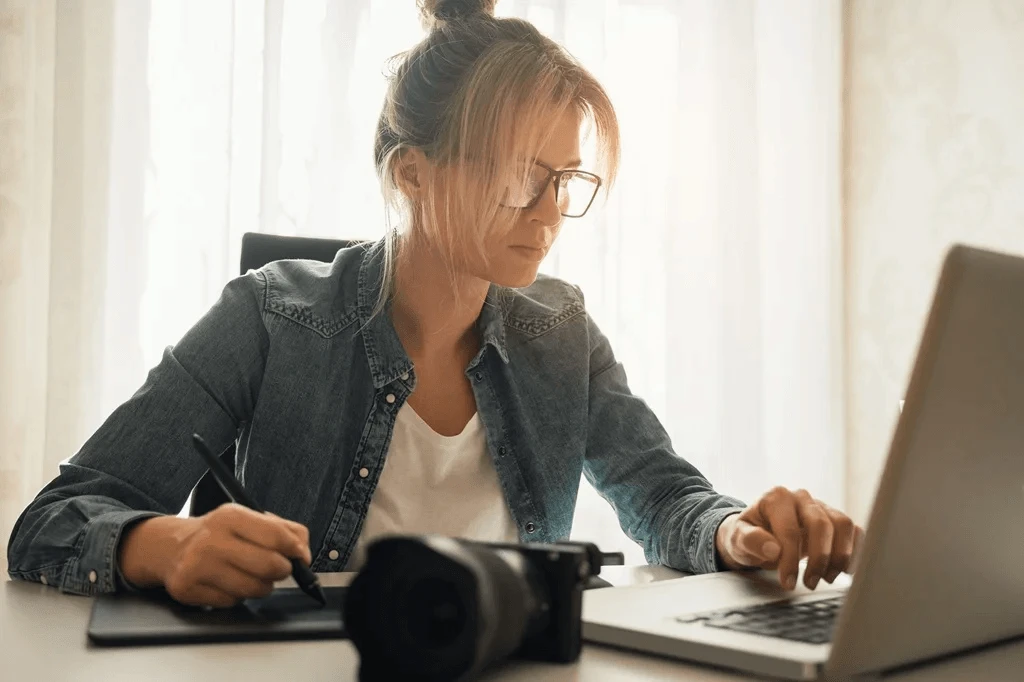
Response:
[499,161,603,218]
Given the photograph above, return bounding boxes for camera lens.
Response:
[344,536,551,681]
[405,577,466,648]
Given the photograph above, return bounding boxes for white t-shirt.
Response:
[345,402,520,570]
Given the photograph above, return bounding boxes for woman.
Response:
[7,0,861,608]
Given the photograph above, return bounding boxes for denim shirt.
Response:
[7,239,746,596]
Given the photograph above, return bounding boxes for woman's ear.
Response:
[395,147,429,198]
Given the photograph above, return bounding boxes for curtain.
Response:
[1,0,122,565]
[1,0,54,560]
[1,0,843,566]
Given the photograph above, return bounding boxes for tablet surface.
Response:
[87,587,347,646]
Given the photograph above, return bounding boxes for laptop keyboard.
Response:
[677,594,845,645]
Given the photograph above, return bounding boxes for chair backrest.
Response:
[239,232,358,275]
[189,232,356,517]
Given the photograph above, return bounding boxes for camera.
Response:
[343,535,618,681]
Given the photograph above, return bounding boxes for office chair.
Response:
[188,232,357,517]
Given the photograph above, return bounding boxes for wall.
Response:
[845,0,1024,520]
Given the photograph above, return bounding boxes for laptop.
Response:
[583,244,1024,680]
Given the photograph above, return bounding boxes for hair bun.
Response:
[418,0,496,28]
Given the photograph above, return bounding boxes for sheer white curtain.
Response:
[1,0,120,564]
[3,0,843,566]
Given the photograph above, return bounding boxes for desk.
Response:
[3,568,1024,681]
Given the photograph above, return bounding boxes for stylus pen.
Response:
[190,433,326,607]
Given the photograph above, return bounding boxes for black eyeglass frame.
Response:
[500,160,604,218]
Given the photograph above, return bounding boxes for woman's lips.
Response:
[510,245,546,261]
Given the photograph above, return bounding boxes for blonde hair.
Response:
[372,0,621,309]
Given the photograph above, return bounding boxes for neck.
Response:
[391,232,490,355]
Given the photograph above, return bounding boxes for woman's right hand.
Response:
[118,503,313,607]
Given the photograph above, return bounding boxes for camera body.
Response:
[465,538,594,663]
[343,535,613,681]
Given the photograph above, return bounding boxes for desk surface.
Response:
[4,567,1024,681]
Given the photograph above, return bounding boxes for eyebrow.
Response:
[536,158,583,171]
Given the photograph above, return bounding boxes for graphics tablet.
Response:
[87,586,347,646]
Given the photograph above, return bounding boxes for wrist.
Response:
[118,515,198,589]
[714,512,743,571]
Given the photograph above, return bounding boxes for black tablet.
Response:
[87,587,347,646]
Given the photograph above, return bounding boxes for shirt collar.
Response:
[478,284,511,365]
[356,238,510,390]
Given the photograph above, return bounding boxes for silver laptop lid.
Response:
[829,244,1024,677]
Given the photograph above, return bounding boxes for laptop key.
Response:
[677,594,845,645]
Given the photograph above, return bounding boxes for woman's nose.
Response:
[529,179,562,226]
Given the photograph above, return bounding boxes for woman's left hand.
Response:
[714,487,865,591]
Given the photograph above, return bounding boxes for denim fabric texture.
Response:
[8,239,745,595]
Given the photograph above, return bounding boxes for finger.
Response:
[164,558,245,609]
[170,583,242,609]
[758,488,802,590]
[794,493,833,590]
[285,521,310,549]
[266,512,311,546]
[730,522,783,568]
[849,524,866,574]
[214,535,294,582]
[198,567,275,602]
[220,506,311,563]
[822,507,856,583]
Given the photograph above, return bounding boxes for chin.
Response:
[490,266,541,289]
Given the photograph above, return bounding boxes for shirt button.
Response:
[359,467,369,478]
[328,549,340,561]
[474,372,483,382]
[385,393,396,404]
[498,446,507,456]
[88,570,98,583]
[40,575,48,586]
[400,372,409,381]
[525,522,537,534]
